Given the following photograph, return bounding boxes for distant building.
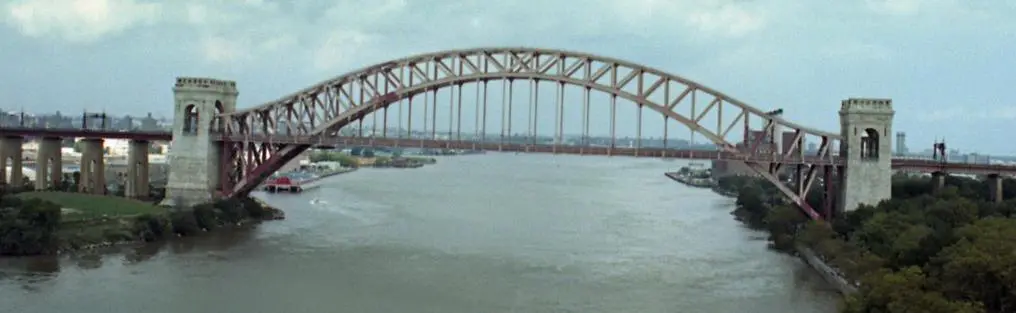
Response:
[140,113,159,131]
[965,153,991,164]
[114,115,135,130]
[712,129,802,178]
[895,132,908,155]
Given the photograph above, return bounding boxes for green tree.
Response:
[932,218,1016,312]
[845,267,984,313]
[0,197,62,255]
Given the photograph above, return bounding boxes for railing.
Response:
[2,126,1015,174]
[0,127,172,140]
[213,134,844,165]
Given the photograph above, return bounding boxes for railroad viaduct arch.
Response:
[161,47,893,219]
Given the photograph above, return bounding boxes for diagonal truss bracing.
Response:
[218,47,842,220]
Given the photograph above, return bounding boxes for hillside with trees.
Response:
[717,173,1016,313]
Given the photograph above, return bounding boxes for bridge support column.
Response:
[126,140,150,199]
[837,99,894,212]
[35,137,63,190]
[0,136,24,189]
[988,174,1003,203]
[822,165,835,219]
[78,139,105,195]
[162,77,237,208]
[931,172,946,194]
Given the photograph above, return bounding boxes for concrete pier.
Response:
[988,174,1003,203]
[35,137,63,190]
[0,136,24,187]
[78,139,105,194]
[126,139,150,198]
[931,172,946,194]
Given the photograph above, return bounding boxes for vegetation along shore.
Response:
[714,173,1016,313]
[1,190,283,256]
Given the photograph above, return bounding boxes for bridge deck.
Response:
[0,127,173,141]
[215,135,842,165]
[2,127,1015,175]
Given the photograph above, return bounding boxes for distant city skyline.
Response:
[2,1,1015,154]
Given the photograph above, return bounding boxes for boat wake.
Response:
[309,198,378,225]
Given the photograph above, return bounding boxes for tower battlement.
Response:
[174,77,237,94]
[840,98,893,113]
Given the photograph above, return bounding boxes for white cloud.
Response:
[200,36,252,64]
[684,3,768,38]
[865,0,923,16]
[916,107,1016,122]
[820,42,894,62]
[608,0,768,39]
[312,30,377,72]
[4,0,161,42]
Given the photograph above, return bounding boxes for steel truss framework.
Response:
[219,47,843,220]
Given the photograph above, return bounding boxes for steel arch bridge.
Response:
[214,47,842,220]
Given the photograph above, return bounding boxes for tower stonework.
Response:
[162,77,237,208]
[838,98,894,212]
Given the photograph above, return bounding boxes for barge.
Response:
[262,168,355,193]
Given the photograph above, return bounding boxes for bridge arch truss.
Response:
[218,47,842,220]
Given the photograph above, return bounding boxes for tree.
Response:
[727,173,1016,312]
[932,218,1016,312]
[844,267,984,313]
[0,197,62,255]
[71,170,80,191]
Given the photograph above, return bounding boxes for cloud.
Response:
[683,3,768,38]
[312,30,377,72]
[199,36,252,64]
[820,41,894,62]
[916,107,1016,122]
[1,0,1015,154]
[606,0,768,39]
[865,0,923,16]
[4,0,162,42]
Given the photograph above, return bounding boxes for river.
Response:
[0,153,842,313]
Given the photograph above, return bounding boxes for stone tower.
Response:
[162,77,237,208]
[838,98,894,212]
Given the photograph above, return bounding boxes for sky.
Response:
[1,0,1015,155]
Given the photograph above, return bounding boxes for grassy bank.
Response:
[17,191,165,222]
[1,192,283,255]
[13,192,169,251]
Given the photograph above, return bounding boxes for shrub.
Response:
[213,198,247,224]
[169,211,200,236]
[239,197,266,219]
[133,214,171,242]
[192,204,220,230]
[102,227,134,242]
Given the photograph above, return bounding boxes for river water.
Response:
[0,154,841,313]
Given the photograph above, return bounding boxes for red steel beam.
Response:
[0,127,172,141]
[4,127,1016,175]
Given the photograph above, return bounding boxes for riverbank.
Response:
[663,172,713,188]
[685,175,855,297]
[373,156,436,168]
[1,192,284,256]
[664,172,737,198]
[299,166,358,184]
[309,150,438,169]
